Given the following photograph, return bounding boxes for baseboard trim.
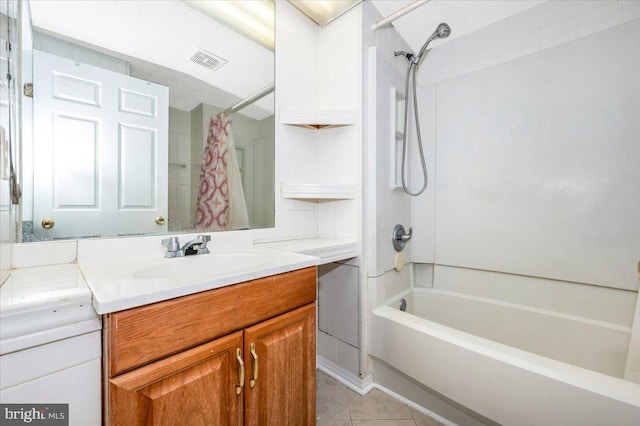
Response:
[316,356,374,396]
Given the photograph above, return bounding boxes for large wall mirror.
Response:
[20,0,275,241]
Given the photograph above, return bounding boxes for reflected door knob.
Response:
[41,218,55,230]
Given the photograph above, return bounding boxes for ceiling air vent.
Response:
[189,49,228,72]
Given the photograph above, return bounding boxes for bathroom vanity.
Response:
[72,231,321,425]
[2,232,356,425]
[104,267,317,425]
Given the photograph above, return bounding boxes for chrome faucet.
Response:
[162,235,211,258]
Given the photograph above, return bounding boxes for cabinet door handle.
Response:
[235,348,245,395]
[249,343,259,388]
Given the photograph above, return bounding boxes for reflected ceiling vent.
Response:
[189,49,228,72]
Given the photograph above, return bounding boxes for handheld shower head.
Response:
[415,22,451,64]
[394,23,451,196]
[435,22,451,39]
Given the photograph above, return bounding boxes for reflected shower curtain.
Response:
[194,113,249,231]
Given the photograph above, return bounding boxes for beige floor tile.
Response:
[317,370,351,420]
[351,420,416,426]
[347,388,413,420]
[410,408,427,419]
[414,418,446,426]
[316,370,449,426]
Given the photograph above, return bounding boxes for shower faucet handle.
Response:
[400,227,413,242]
[392,224,413,252]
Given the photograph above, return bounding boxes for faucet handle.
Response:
[197,235,211,254]
[162,236,180,252]
[400,226,413,242]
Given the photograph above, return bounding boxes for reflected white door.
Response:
[33,51,168,239]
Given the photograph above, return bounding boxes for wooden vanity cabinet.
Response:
[104,267,317,426]
[244,304,316,425]
[110,331,244,425]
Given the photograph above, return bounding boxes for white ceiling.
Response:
[370,0,545,51]
[29,0,275,120]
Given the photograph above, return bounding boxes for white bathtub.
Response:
[369,267,640,425]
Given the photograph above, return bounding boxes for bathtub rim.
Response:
[372,304,640,408]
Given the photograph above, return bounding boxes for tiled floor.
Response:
[316,370,447,426]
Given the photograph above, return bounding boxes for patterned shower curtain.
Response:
[194,113,249,231]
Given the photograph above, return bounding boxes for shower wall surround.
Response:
[418,0,640,85]
[434,20,640,290]
[411,1,640,268]
[362,2,416,278]
[407,1,640,293]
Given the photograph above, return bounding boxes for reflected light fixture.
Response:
[287,0,362,26]
[182,0,275,51]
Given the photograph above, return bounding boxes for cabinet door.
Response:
[109,331,244,426]
[244,303,316,426]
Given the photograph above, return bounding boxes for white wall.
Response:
[229,112,275,230]
[167,107,191,231]
[363,2,415,278]
[434,21,640,290]
[255,116,275,229]
[412,2,640,269]
[262,2,364,382]
[420,0,640,85]
[316,7,361,241]
[407,2,640,292]
[258,1,318,242]
[254,1,361,242]
[32,31,129,74]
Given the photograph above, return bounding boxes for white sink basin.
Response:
[134,251,272,280]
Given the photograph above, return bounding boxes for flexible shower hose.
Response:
[400,60,429,196]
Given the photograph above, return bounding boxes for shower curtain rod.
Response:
[371,0,431,30]
[223,82,275,114]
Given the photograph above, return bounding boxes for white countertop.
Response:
[80,247,319,314]
[0,264,100,354]
[0,263,92,315]
[257,237,358,263]
[3,233,358,318]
